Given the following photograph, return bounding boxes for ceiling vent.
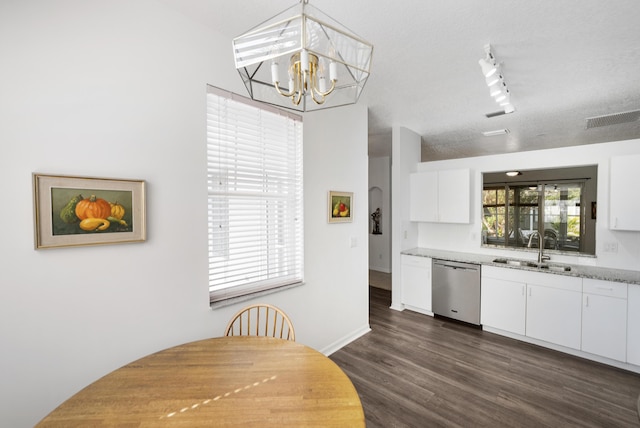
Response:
[585,109,640,129]
[482,129,510,137]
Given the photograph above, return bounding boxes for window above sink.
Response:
[482,165,597,256]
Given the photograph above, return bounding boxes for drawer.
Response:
[401,255,431,269]
[525,270,582,292]
[482,265,525,282]
[583,278,627,299]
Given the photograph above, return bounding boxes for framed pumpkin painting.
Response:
[33,173,146,249]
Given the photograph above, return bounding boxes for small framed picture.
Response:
[33,173,146,249]
[328,191,353,223]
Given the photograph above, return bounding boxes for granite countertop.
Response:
[401,248,640,285]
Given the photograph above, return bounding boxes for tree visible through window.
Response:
[206,86,304,303]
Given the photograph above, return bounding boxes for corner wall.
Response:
[390,127,421,310]
[0,2,369,426]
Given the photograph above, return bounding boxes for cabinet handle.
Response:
[521,285,524,296]
[585,295,589,308]
[596,287,614,292]
[528,287,532,297]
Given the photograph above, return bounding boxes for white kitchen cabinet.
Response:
[628,284,640,366]
[526,272,583,350]
[481,266,526,335]
[409,168,470,224]
[610,154,640,231]
[409,171,438,222]
[401,255,432,315]
[581,278,627,362]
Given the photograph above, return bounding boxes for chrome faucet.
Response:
[538,245,550,264]
[528,231,550,264]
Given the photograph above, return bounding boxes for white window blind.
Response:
[207,86,303,303]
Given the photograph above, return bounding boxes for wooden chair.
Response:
[224,303,295,341]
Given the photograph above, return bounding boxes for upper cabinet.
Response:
[610,154,640,231]
[409,168,471,224]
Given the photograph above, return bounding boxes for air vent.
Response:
[585,110,640,129]
[485,110,506,118]
[483,129,510,137]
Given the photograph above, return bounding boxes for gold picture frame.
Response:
[328,191,353,223]
[33,173,146,249]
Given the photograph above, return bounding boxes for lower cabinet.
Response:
[401,255,432,314]
[482,266,582,350]
[628,284,640,366]
[526,281,582,351]
[481,268,526,335]
[581,278,627,362]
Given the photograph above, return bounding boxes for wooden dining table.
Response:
[36,336,365,427]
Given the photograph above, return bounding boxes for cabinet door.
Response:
[582,278,627,362]
[409,172,438,222]
[526,283,582,350]
[628,284,640,365]
[610,154,640,231]
[438,169,470,224]
[582,293,627,361]
[401,255,432,312]
[481,276,526,335]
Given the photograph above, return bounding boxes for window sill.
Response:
[210,281,305,310]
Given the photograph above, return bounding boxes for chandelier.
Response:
[232,0,373,112]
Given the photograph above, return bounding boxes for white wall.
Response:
[415,139,640,270]
[0,2,369,426]
[390,127,421,310]
[368,156,391,272]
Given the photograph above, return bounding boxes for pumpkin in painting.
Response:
[75,195,112,220]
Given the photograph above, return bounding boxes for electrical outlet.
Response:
[603,242,619,253]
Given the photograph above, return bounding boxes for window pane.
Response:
[543,183,581,252]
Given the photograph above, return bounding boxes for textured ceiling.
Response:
[159,0,640,161]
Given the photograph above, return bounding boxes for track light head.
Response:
[478,58,497,77]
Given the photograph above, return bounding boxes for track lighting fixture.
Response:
[479,44,515,114]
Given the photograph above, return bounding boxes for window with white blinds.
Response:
[206,86,304,303]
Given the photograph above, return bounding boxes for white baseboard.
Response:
[483,325,640,375]
[369,266,391,273]
[322,324,371,356]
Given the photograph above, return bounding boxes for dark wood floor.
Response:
[330,287,640,428]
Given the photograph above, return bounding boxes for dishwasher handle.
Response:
[433,260,480,272]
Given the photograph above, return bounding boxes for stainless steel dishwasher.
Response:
[432,259,481,325]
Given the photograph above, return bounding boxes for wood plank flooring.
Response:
[330,286,640,427]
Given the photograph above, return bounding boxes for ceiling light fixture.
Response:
[479,44,515,115]
[232,0,373,112]
[506,171,521,177]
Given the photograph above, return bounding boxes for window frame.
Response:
[482,165,597,256]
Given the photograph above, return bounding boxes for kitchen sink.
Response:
[538,264,572,272]
[492,258,571,272]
